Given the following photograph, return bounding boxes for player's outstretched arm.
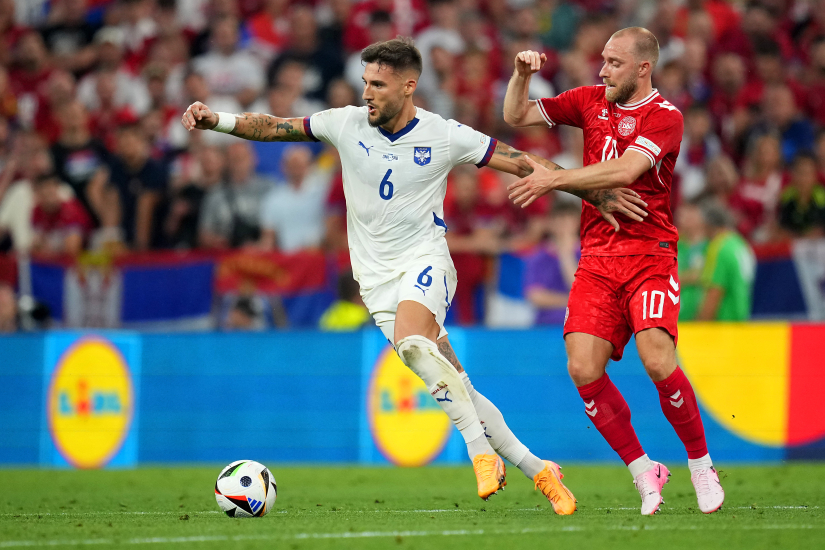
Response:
[503,50,549,127]
[486,141,648,231]
[507,150,652,207]
[180,101,312,142]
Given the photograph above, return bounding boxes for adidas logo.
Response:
[247,497,263,513]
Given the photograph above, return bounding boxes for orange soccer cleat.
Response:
[533,460,577,515]
[472,454,507,500]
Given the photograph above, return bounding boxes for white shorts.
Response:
[361,258,457,345]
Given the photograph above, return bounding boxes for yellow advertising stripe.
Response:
[677,323,789,447]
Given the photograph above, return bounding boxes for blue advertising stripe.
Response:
[0,334,45,464]
[121,262,214,322]
[752,258,806,317]
[138,332,363,463]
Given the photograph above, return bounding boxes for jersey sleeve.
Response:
[447,119,497,167]
[626,107,684,168]
[535,87,589,128]
[304,106,358,147]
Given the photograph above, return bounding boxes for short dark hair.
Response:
[361,37,423,77]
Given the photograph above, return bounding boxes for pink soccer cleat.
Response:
[691,467,725,514]
[633,461,670,515]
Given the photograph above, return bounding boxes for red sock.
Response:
[577,373,645,465]
[654,366,708,459]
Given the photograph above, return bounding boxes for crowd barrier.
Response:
[1,324,822,468]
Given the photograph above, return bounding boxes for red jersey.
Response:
[537,86,683,257]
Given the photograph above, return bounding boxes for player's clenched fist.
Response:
[181,101,218,131]
[514,50,547,76]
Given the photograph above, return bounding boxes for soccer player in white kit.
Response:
[182,37,647,513]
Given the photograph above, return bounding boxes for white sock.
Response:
[628,454,655,479]
[688,453,713,475]
[460,372,545,479]
[396,336,494,459]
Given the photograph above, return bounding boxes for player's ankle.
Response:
[627,454,655,479]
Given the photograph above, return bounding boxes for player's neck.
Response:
[380,100,418,135]
[621,81,654,105]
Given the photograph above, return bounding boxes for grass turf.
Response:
[0,464,822,549]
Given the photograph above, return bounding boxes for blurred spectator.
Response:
[675,104,722,202]
[0,282,17,332]
[676,200,707,321]
[246,0,290,61]
[343,0,428,53]
[50,100,110,223]
[344,10,392,95]
[259,144,331,253]
[696,199,755,322]
[523,201,580,325]
[735,133,784,241]
[116,0,158,70]
[415,0,463,117]
[266,4,344,101]
[749,84,815,166]
[40,0,100,75]
[223,294,268,330]
[30,171,92,256]
[0,66,17,120]
[444,166,502,324]
[708,52,754,152]
[76,26,150,117]
[777,152,825,239]
[163,144,226,249]
[319,269,370,331]
[193,15,264,108]
[106,123,167,249]
[199,141,273,249]
[33,68,76,144]
[9,31,54,129]
[0,134,72,252]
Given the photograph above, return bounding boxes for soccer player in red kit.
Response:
[503,27,725,515]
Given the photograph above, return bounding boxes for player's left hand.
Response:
[594,188,648,232]
[507,155,561,208]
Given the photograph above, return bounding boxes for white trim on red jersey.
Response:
[617,89,660,111]
[626,145,656,168]
[534,99,557,128]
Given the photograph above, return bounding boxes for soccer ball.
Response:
[214,460,277,518]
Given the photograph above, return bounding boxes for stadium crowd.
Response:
[1,0,824,330]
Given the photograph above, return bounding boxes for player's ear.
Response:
[404,77,417,96]
[638,60,652,79]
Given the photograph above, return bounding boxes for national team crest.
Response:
[618,116,637,137]
[414,147,432,166]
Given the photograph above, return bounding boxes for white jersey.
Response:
[305,106,496,290]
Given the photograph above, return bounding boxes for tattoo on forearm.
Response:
[494,142,564,176]
[437,341,464,373]
[573,189,616,209]
[230,113,309,142]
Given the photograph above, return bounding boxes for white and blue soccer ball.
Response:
[214,460,277,518]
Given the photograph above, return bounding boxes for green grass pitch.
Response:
[0,464,823,549]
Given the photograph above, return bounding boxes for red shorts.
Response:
[564,255,680,361]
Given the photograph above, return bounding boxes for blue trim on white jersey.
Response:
[476,137,497,167]
[432,212,448,231]
[377,118,420,142]
[303,116,319,142]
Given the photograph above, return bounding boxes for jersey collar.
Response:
[377,111,420,142]
[617,88,660,110]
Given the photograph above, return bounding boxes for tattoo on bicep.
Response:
[437,341,464,373]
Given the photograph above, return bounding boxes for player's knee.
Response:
[567,357,603,387]
[395,335,436,369]
[642,357,676,382]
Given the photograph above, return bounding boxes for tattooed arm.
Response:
[485,141,648,231]
[180,101,313,142]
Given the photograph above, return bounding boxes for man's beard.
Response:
[367,100,403,127]
[605,77,638,104]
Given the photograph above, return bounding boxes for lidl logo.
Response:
[47,337,134,468]
[368,347,452,466]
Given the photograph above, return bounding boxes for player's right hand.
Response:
[181,101,218,131]
[515,50,547,76]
